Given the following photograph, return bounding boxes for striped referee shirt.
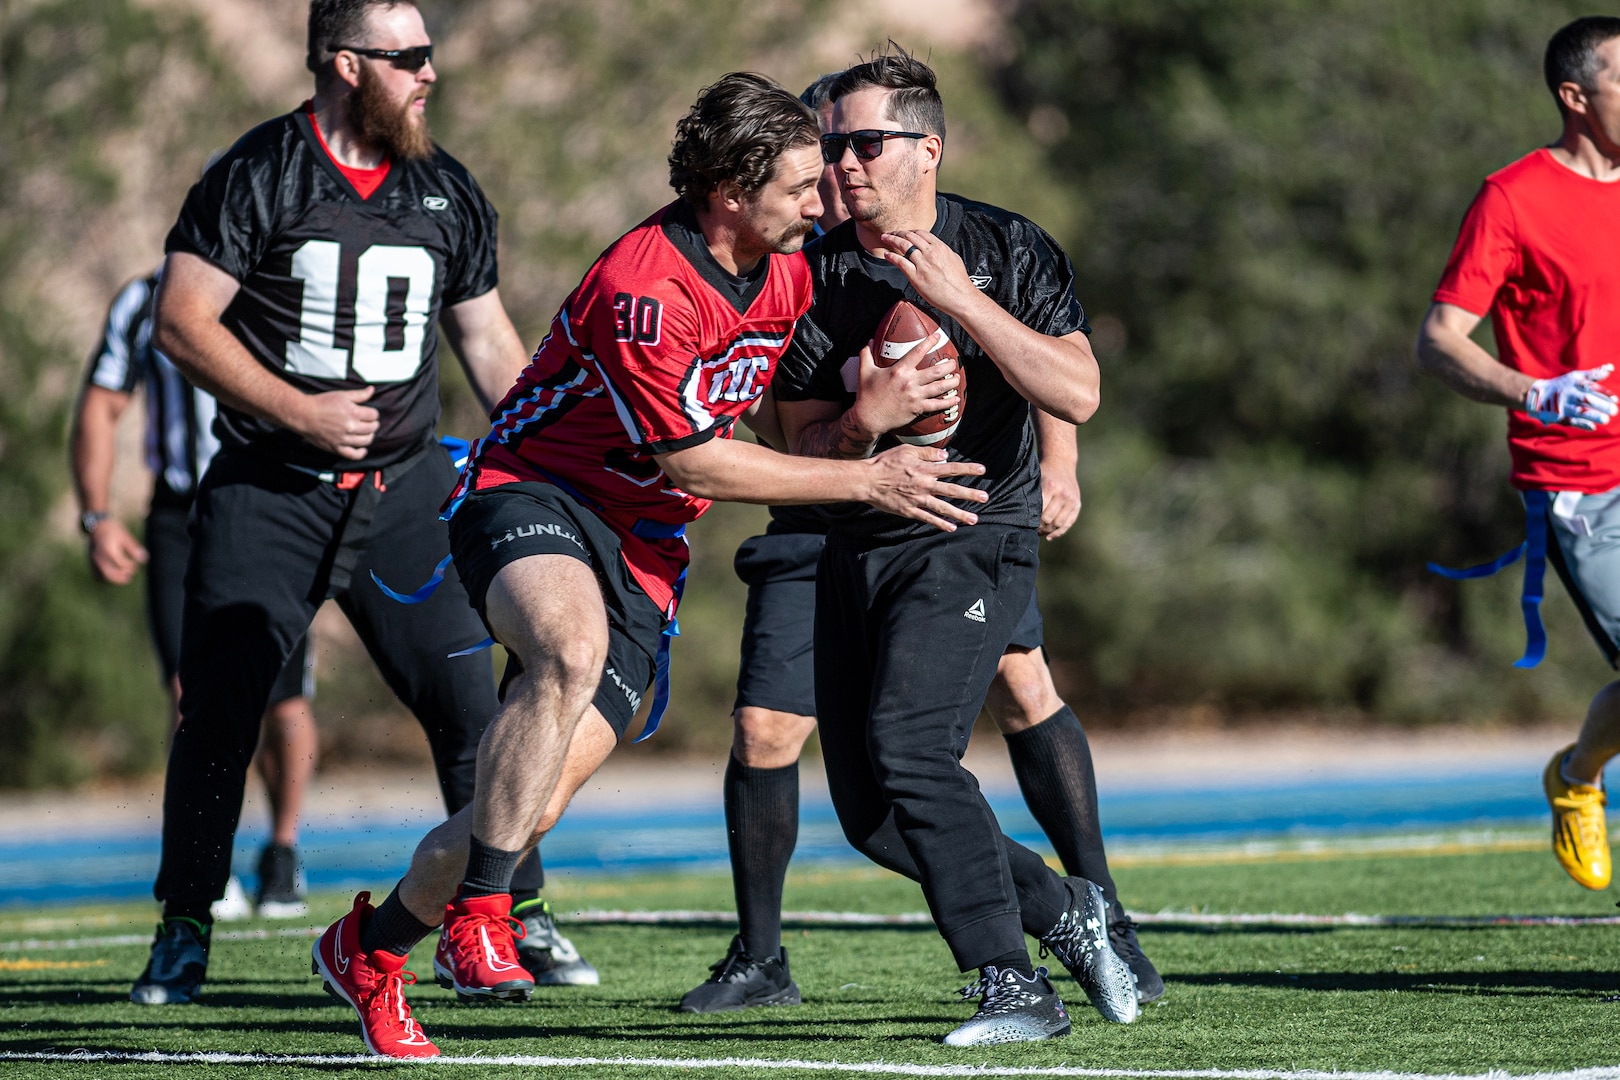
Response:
[85,269,220,501]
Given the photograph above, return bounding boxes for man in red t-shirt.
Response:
[1418,16,1620,894]
[311,72,988,1059]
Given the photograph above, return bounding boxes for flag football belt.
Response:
[372,444,685,742]
[1427,488,1549,668]
[283,438,434,595]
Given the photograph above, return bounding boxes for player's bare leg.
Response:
[351,554,602,1004]
[985,647,1062,734]
[736,706,817,768]
[258,695,318,847]
[254,694,317,916]
[1544,679,1620,889]
[470,554,608,853]
[395,707,619,925]
[1564,680,1620,783]
[987,646,1163,1003]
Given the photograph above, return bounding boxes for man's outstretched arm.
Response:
[659,434,986,534]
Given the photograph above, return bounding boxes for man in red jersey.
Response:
[312,71,986,1059]
[1419,16,1620,893]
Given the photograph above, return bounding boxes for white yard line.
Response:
[2,1050,1620,1078]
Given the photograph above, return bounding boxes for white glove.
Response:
[1523,365,1619,430]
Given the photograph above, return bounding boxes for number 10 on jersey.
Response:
[285,240,437,383]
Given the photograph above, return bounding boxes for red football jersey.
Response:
[450,201,813,613]
[1434,148,1620,493]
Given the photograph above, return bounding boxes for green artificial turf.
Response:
[3,845,1619,1078]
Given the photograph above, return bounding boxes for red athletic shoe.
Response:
[312,892,439,1059]
[433,892,535,1002]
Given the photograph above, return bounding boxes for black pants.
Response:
[154,447,499,915]
[145,498,310,702]
[814,524,1069,971]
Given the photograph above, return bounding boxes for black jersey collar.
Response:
[823,193,962,282]
[661,200,771,317]
[293,108,406,205]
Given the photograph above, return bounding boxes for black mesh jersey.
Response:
[776,193,1089,544]
[165,108,501,470]
[766,500,833,536]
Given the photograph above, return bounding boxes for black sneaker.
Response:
[676,934,800,1013]
[130,917,210,1005]
[256,844,308,919]
[943,966,1071,1047]
[1038,878,1139,1023]
[513,898,599,986]
[1108,913,1164,1003]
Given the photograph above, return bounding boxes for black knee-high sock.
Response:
[725,756,799,959]
[361,887,436,957]
[1004,705,1119,910]
[459,836,524,899]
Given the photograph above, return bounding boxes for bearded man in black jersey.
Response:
[129,0,587,1006]
[774,47,1140,1045]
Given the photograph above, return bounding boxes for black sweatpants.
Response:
[813,524,1070,971]
[154,446,500,917]
[146,497,311,703]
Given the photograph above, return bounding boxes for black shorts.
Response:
[732,530,1045,716]
[449,481,668,739]
[145,500,311,703]
[733,531,825,715]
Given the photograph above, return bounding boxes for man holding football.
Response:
[677,71,1160,1017]
[310,70,990,1059]
[773,46,1139,1045]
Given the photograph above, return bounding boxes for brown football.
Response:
[869,300,966,447]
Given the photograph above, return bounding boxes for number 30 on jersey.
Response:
[284,240,436,382]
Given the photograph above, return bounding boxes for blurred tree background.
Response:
[0,0,1607,788]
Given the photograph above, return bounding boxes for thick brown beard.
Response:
[347,62,433,161]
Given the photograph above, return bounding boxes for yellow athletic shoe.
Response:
[1543,745,1611,890]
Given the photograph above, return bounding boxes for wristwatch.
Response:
[80,510,110,536]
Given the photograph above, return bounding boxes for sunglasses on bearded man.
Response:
[332,44,434,72]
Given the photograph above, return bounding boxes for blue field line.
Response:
[0,769,1551,908]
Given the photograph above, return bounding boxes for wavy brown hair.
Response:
[668,73,819,209]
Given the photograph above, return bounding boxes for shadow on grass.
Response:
[1141,921,1617,937]
[0,984,337,1009]
[1173,969,1620,995]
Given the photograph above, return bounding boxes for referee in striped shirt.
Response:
[71,266,316,918]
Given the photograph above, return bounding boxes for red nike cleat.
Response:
[312,892,439,1059]
[434,892,535,1002]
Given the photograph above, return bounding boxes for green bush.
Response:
[995,0,1616,722]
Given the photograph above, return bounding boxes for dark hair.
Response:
[800,72,843,112]
[307,0,412,75]
[827,43,945,141]
[1545,16,1620,114]
[668,73,820,208]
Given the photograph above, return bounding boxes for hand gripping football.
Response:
[869,300,966,447]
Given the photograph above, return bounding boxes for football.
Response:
[869,300,966,447]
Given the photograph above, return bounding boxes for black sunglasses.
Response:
[820,129,929,164]
[332,44,434,72]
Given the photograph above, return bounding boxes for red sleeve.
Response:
[576,275,719,454]
[1433,180,1519,317]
